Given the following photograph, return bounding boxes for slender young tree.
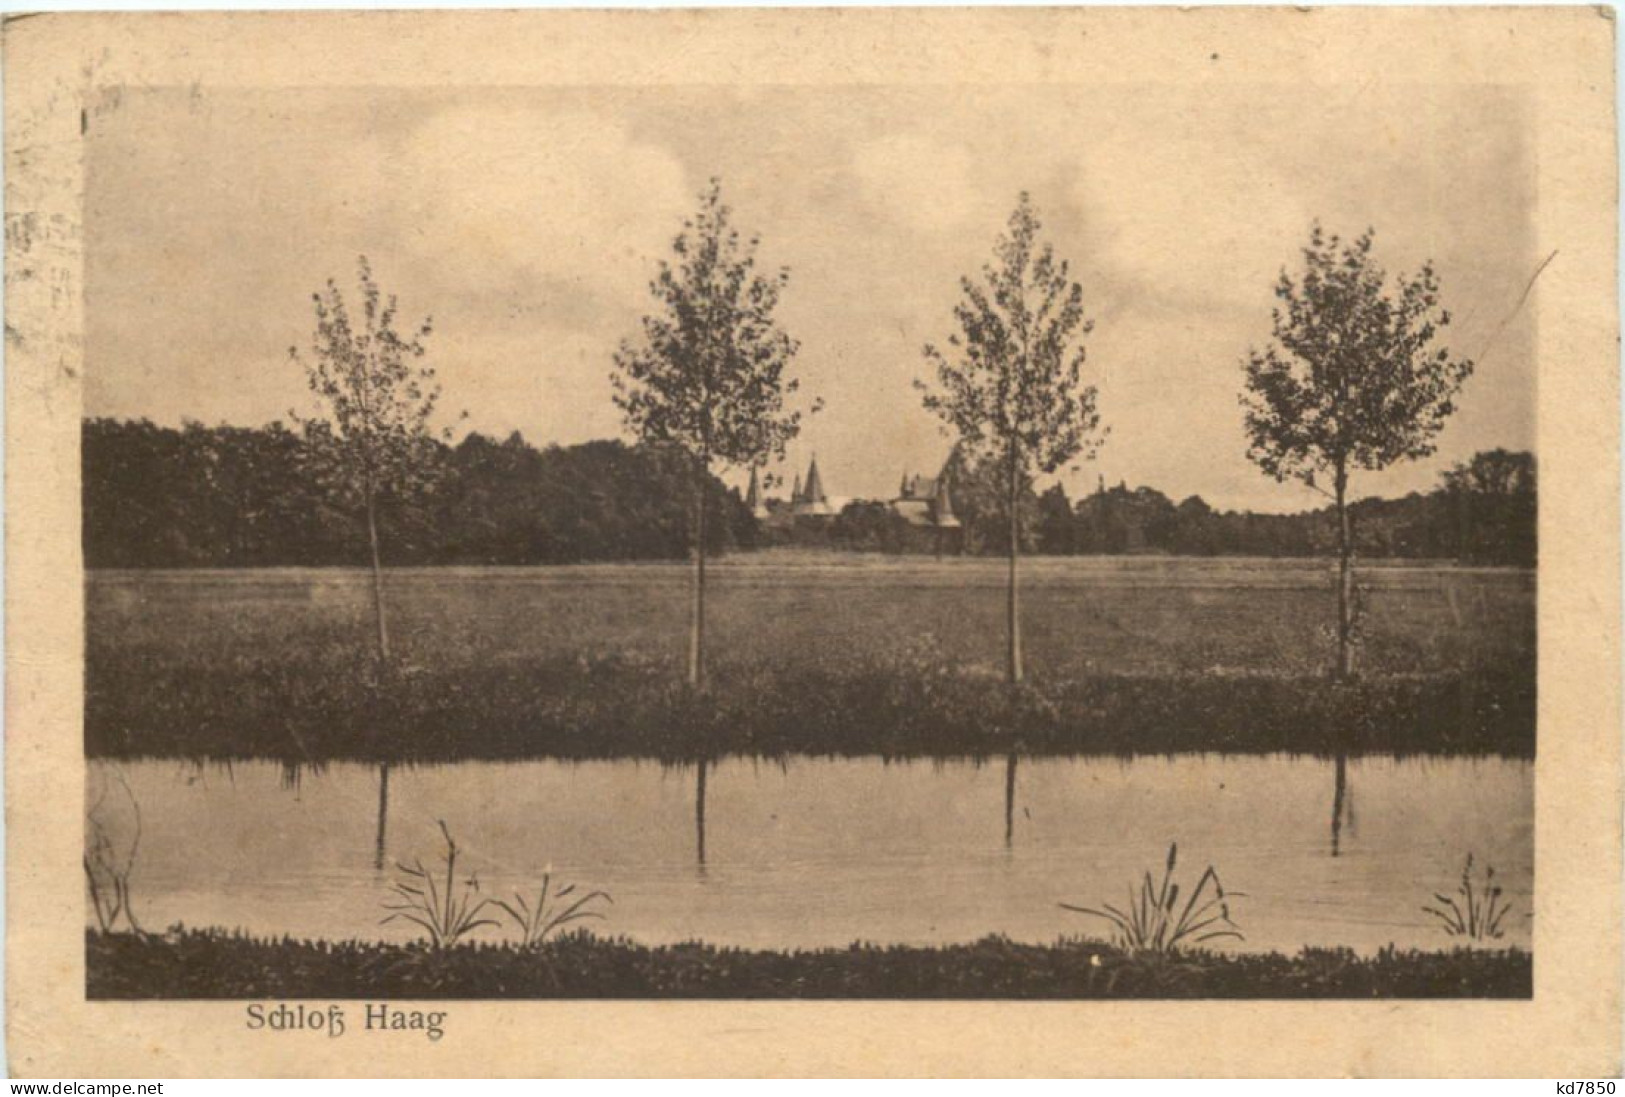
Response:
[917,193,1105,684]
[291,256,447,664]
[612,179,816,688]
[1241,224,1473,678]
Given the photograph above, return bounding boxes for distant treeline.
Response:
[83,418,752,568]
[83,418,1533,568]
[800,447,1534,567]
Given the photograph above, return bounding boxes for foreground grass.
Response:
[87,927,1532,999]
[89,651,1533,761]
[87,561,1535,761]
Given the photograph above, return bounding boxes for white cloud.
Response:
[371,103,695,304]
[1071,119,1318,311]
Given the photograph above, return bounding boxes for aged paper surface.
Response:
[6,7,1620,1077]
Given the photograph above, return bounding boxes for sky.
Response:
[86,83,1537,512]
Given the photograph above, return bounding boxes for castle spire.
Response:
[745,466,769,519]
[803,455,827,504]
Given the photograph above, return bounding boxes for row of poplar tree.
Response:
[265,178,1484,686]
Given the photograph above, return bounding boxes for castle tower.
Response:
[791,472,802,504]
[803,456,827,506]
[790,455,833,517]
[744,466,770,519]
[932,459,959,528]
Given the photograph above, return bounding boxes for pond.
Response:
[87,753,1531,955]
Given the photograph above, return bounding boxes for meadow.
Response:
[86,553,1536,762]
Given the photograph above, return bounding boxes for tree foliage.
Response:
[82,420,749,568]
[918,193,1104,477]
[1441,449,1536,566]
[1241,225,1474,489]
[611,178,816,471]
[828,501,916,554]
[290,256,450,510]
[939,446,1041,555]
[1442,448,1535,498]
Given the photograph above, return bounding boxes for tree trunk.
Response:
[1334,466,1354,680]
[1004,753,1018,848]
[227,500,244,566]
[695,757,708,868]
[365,490,391,663]
[1006,451,1024,684]
[374,764,390,871]
[1330,753,1347,858]
[689,463,707,689]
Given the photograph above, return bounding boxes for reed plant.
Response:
[1421,853,1512,942]
[84,769,144,934]
[493,875,613,948]
[381,820,500,948]
[1060,842,1243,955]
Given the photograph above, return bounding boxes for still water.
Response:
[88,754,1531,954]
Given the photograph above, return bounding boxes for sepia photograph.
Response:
[78,77,1542,1001]
[5,6,1619,1079]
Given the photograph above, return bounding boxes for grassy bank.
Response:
[87,561,1535,762]
[87,928,1533,999]
[89,651,1533,761]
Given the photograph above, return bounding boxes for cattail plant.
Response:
[1421,853,1513,942]
[381,820,500,948]
[493,874,613,948]
[1060,842,1244,955]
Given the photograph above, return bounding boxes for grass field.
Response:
[87,927,1532,999]
[86,554,1536,761]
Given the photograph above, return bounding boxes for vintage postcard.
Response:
[5,7,1619,1078]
